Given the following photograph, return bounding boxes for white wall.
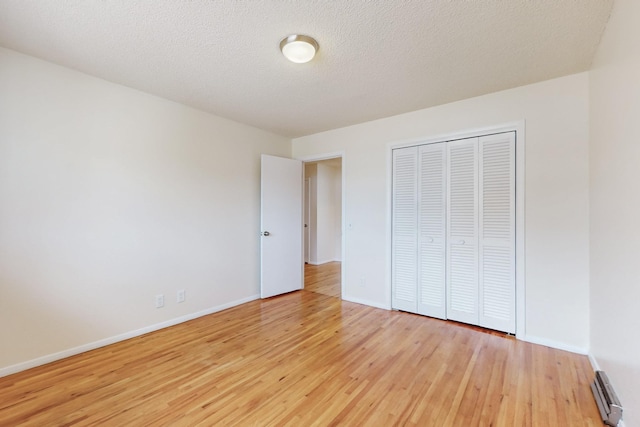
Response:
[589,0,640,424]
[0,47,290,373]
[315,163,334,264]
[293,73,591,351]
[316,163,341,264]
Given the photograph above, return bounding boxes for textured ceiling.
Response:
[0,1,614,138]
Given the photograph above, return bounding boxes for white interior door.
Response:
[391,146,419,313]
[260,155,303,298]
[417,143,447,319]
[478,132,516,333]
[446,137,479,325]
[391,132,516,333]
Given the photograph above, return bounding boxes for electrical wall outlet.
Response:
[177,289,185,303]
[155,294,164,308]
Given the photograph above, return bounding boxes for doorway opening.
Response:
[303,157,343,299]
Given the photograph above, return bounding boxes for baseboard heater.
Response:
[591,370,623,426]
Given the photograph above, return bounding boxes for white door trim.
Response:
[304,177,311,263]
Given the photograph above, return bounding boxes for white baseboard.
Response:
[342,295,391,310]
[308,259,337,265]
[0,294,259,378]
[522,334,588,355]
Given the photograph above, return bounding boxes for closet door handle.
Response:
[456,239,465,245]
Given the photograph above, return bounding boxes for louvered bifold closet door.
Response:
[417,143,446,319]
[479,132,515,333]
[392,147,418,313]
[446,138,479,325]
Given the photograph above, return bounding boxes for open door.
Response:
[260,154,303,298]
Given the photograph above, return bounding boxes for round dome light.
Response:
[280,34,319,64]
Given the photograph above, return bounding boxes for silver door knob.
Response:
[261,231,270,236]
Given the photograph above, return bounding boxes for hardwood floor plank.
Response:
[0,263,600,426]
[304,262,341,298]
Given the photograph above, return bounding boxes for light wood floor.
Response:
[304,261,341,298]
[1,262,601,426]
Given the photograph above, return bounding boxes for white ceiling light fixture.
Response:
[280,34,319,64]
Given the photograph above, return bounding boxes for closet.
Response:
[391,131,515,334]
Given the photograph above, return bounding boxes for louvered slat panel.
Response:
[418,143,446,319]
[392,147,418,313]
[449,244,477,314]
[479,132,515,333]
[447,138,479,325]
[481,246,511,319]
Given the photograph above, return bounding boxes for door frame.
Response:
[387,121,525,339]
[298,151,346,300]
[304,178,311,264]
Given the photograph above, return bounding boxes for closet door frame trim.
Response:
[387,121,525,339]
